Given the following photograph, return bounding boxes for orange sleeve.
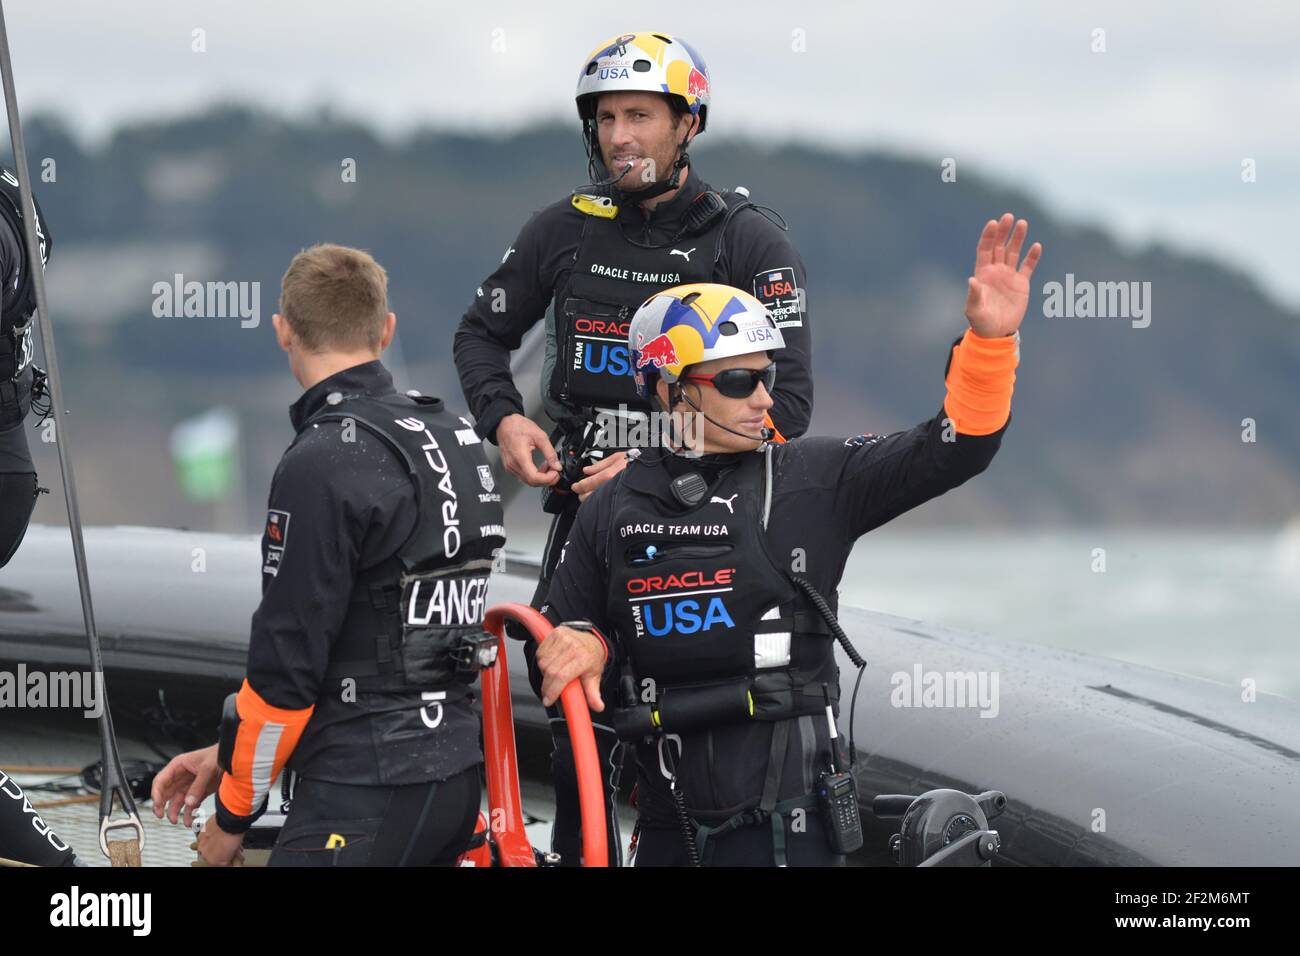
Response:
[216,679,314,823]
[942,329,1019,436]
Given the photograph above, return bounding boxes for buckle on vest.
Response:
[448,631,499,675]
[368,583,395,610]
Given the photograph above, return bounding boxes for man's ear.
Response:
[680,112,699,148]
[271,313,293,353]
[379,312,396,352]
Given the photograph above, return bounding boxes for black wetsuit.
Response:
[453,167,815,865]
[214,361,502,866]
[0,769,78,867]
[541,404,1008,866]
[0,168,51,568]
[266,769,481,867]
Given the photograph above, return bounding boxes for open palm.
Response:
[965,213,1042,338]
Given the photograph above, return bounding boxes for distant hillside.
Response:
[11,106,1300,528]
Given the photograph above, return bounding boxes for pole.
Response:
[0,1,143,865]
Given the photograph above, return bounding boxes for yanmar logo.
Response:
[627,568,734,594]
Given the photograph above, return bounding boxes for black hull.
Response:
[4,525,1298,865]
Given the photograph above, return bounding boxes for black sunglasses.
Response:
[682,364,777,399]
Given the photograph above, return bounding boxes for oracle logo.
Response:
[627,568,734,593]
[575,318,631,336]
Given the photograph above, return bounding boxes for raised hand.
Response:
[965,213,1042,338]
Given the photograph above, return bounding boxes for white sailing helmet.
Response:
[628,283,784,401]
[575,32,711,133]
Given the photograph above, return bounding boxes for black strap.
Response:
[323,659,380,680]
[761,719,792,865]
[694,718,807,865]
[759,719,791,815]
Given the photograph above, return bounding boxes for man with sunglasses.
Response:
[534,214,1041,865]
[453,32,814,865]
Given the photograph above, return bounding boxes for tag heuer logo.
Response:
[477,465,495,493]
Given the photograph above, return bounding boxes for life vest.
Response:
[604,446,839,720]
[290,390,505,784]
[0,167,49,337]
[542,189,754,424]
[605,445,844,864]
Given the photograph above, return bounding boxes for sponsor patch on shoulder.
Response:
[456,417,481,446]
[263,509,290,576]
[844,434,883,448]
[752,266,803,329]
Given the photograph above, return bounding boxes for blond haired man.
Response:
[153,244,505,866]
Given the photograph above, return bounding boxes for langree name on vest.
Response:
[406,574,490,627]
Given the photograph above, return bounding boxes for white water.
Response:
[508,516,1300,701]
[842,528,1300,701]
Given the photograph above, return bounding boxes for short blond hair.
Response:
[279,244,388,351]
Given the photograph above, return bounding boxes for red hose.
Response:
[481,603,609,867]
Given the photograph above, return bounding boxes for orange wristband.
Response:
[942,329,1019,436]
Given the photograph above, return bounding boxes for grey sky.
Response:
[6,0,1299,308]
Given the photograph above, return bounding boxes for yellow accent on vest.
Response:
[572,193,619,219]
[325,833,347,849]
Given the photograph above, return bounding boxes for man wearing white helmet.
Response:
[533,215,1042,865]
[453,31,815,865]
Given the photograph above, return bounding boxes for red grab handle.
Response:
[481,603,609,868]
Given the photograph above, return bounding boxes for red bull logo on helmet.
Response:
[635,332,679,370]
[686,68,708,101]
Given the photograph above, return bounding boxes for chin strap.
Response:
[578,115,695,206]
[618,140,691,205]
[677,384,774,445]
